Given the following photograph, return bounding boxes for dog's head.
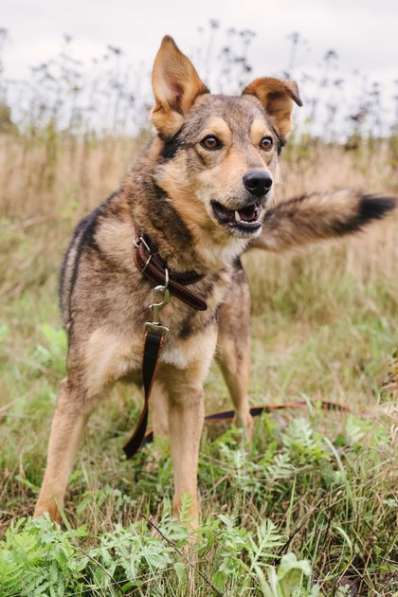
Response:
[151,36,302,245]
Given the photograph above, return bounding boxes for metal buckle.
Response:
[145,321,170,334]
[145,268,170,335]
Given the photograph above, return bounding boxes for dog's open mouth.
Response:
[211,200,263,234]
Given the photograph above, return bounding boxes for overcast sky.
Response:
[2,0,397,81]
[2,0,397,137]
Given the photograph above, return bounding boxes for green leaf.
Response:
[173,561,187,585]
[277,553,312,596]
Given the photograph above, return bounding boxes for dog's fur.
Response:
[34,36,396,526]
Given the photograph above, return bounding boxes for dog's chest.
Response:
[160,328,217,369]
[153,271,230,369]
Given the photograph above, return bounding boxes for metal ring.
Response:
[134,236,151,253]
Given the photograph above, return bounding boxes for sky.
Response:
[2,0,397,79]
[2,0,397,134]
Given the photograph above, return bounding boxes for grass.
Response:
[1,131,398,595]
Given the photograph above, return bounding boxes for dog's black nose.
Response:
[243,170,273,197]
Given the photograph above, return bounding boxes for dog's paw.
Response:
[34,500,62,523]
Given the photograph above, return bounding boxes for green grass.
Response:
[1,202,398,595]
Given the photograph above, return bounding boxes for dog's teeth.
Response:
[234,210,242,223]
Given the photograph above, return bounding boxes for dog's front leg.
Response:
[150,380,170,440]
[34,378,93,522]
[168,383,204,527]
[216,262,254,440]
[159,329,216,527]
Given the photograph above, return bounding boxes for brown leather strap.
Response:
[124,236,210,459]
[141,399,351,446]
[124,325,351,458]
[204,399,350,420]
[126,236,351,459]
[135,237,207,311]
[123,326,166,459]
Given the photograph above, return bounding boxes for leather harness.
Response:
[123,235,208,458]
[123,235,349,459]
[134,235,207,311]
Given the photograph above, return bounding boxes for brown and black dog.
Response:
[34,36,396,525]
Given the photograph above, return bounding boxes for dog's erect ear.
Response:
[242,77,302,139]
[151,36,208,137]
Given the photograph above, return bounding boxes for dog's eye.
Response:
[259,136,274,151]
[200,135,223,151]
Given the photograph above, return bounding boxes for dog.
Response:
[34,36,396,526]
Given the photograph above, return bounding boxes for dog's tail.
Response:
[251,190,397,252]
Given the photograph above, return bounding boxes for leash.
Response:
[141,399,351,446]
[124,235,350,459]
[123,314,168,459]
[123,236,207,459]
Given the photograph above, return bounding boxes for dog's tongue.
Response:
[237,204,258,222]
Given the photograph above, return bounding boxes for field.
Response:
[0,128,397,596]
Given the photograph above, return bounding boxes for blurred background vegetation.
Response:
[0,19,398,596]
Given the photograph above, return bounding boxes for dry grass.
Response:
[1,130,398,595]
